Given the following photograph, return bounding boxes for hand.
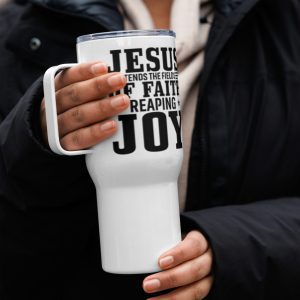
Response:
[143,230,214,300]
[40,61,130,150]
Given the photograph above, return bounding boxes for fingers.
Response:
[146,276,214,300]
[41,61,129,150]
[143,248,213,293]
[56,72,127,114]
[158,230,209,270]
[55,60,108,90]
[58,92,131,151]
[60,119,117,151]
[57,94,130,137]
[143,231,213,299]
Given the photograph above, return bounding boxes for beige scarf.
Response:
[0,0,10,5]
[119,0,213,211]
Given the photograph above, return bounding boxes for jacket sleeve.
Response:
[181,197,300,300]
[0,76,95,208]
[0,77,98,296]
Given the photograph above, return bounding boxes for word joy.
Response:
[113,111,182,155]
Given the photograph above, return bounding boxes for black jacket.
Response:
[1,0,300,299]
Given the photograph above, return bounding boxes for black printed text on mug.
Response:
[108,46,181,155]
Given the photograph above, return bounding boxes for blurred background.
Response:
[0,0,10,5]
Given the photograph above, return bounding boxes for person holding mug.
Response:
[0,0,300,299]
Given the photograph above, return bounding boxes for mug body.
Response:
[77,30,183,274]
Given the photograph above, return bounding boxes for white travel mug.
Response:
[43,30,183,274]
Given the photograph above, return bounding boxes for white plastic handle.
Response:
[43,64,92,155]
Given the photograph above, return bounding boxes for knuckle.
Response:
[165,272,180,288]
[97,100,109,117]
[70,131,82,148]
[190,260,202,281]
[70,107,84,124]
[95,77,103,92]
[187,236,206,255]
[174,245,186,260]
[68,85,80,104]
[173,243,192,262]
[58,117,66,135]
[78,64,86,77]
[90,124,102,140]
[55,90,65,112]
[194,284,205,300]
[95,76,108,95]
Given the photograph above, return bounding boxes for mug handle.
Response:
[43,64,92,155]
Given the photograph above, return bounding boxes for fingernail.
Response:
[159,255,174,268]
[143,279,161,292]
[101,120,116,131]
[107,74,126,87]
[110,95,129,108]
[91,63,107,75]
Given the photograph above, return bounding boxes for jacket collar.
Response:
[30,0,123,31]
